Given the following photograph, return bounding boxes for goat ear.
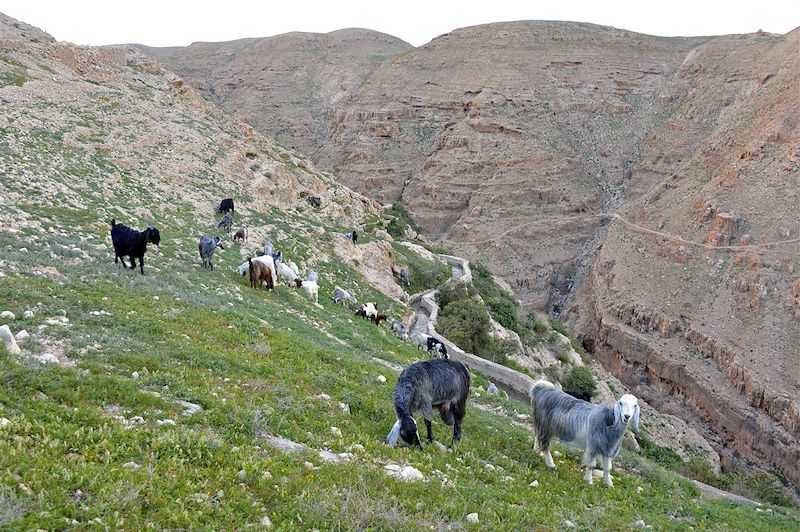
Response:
[613,400,622,426]
[386,419,401,446]
[632,404,640,436]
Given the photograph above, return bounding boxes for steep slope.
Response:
[574,28,800,484]
[142,22,799,482]
[5,13,799,528]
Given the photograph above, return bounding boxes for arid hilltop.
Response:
[141,21,799,484]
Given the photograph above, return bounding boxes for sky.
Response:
[2,0,798,47]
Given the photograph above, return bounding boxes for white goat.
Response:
[277,261,299,286]
[298,279,319,303]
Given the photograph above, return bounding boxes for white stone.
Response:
[553,450,561,457]
[260,516,274,528]
[396,465,424,482]
[635,519,647,528]
[330,426,342,437]
[564,520,577,529]
[132,371,139,379]
[156,419,176,426]
[592,469,603,478]
[636,486,644,494]
[466,513,479,524]
[1,311,15,320]
[338,402,351,415]
[0,418,10,428]
[377,375,386,383]
[0,325,21,355]
[484,463,495,471]
[14,330,29,345]
[529,480,539,488]
[315,393,331,401]
[122,462,140,469]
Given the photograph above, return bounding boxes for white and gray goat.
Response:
[530,379,639,487]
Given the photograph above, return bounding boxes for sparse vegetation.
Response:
[562,365,597,399]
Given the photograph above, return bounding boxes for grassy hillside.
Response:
[0,32,798,531]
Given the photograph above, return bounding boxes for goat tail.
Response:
[110,218,116,227]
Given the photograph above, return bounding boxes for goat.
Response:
[198,235,224,270]
[237,254,276,284]
[276,261,298,286]
[248,257,274,291]
[217,198,234,214]
[110,219,160,275]
[217,211,233,233]
[233,224,248,243]
[355,302,377,320]
[297,279,319,303]
[372,313,388,326]
[287,261,300,277]
[346,231,358,245]
[392,319,409,340]
[386,359,471,447]
[530,379,639,487]
[271,250,283,264]
[331,287,357,307]
[304,270,319,283]
[263,240,274,256]
[307,196,321,208]
[427,337,449,359]
[399,268,410,287]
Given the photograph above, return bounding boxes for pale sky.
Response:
[3,0,798,47]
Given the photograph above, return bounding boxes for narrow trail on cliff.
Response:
[438,212,800,253]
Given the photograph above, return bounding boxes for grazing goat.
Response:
[427,337,449,359]
[110,219,160,275]
[263,240,274,256]
[355,302,377,320]
[287,261,300,277]
[233,224,248,243]
[198,235,224,270]
[372,313,388,326]
[237,254,276,283]
[386,359,471,447]
[392,319,409,340]
[217,198,234,213]
[346,231,358,245]
[331,287,357,307]
[217,211,233,233]
[307,196,321,208]
[304,271,319,283]
[271,250,283,264]
[248,257,274,291]
[399,268,410,287]
[530,379,639,487]
[276,261,299,286]
[297,279,319,303]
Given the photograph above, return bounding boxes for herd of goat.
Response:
[108,197,641,487]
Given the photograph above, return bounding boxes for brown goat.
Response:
[372,313,388,326]
[248,257,274,291]
[233,225,248,243]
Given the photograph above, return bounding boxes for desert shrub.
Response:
[639,435,682,468]
[436,281,475,310]
[543,365,560,382]
[471,262,519,331]
[562,365,597,399]
[437,297,492,357]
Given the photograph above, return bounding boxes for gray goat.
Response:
[199,235,225,270]
[331,286,357,307]
[399,268,410,287]
[391,319,408,340]
[530,379,639,487]
[386,359,470,447]
[217,212,233,233]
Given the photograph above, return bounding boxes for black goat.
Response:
[217,198,234,213]
[386,359,470,447]
[427,337,448,359]
[110,219,160,275]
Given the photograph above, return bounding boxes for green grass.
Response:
[0,51,796,529]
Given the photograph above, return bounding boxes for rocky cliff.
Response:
[126,21,800,483]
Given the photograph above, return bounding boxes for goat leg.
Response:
[424,418,434,444]
[129,257,136,270]
[602,456,613,487]
[139,255,145,275]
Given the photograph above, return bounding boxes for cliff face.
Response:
[136,22,797,481]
